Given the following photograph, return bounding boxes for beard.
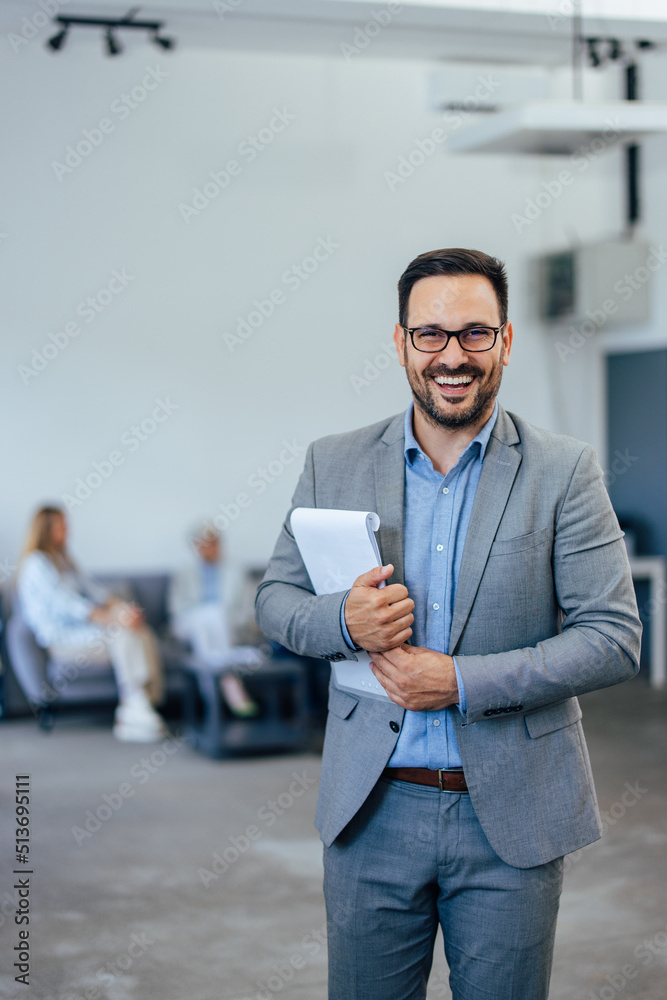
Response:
[405,343,505,431]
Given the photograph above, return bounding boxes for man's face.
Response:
[393,274,513,431]
[197,535,221,564]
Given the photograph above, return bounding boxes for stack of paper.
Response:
[290,507,389,700]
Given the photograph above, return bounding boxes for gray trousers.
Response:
[323,776,563,1000]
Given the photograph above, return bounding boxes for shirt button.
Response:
[432,719,441,727]
[442,487,449,494]
[389,721,400,733]
[432,603,440,610]
[436,544,443,551]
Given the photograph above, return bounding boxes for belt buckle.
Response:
[437,768,463,793]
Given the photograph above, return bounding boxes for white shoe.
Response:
[113,691,168,743]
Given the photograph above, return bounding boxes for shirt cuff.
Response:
[340,591,361,651]
[453,656,467,715]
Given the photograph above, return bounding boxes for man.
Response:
[255,248,642,999]
[169,524,261,716]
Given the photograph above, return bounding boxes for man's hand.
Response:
[344,565,414,652]
[369,644,459,711]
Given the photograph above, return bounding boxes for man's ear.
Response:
[393,323,406,368]
[502,322,513,367]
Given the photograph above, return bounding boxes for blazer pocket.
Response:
[328,686,359,720]
[489,525,552,556]
[524,698,582,739]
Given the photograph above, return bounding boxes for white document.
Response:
[290,507,389,700]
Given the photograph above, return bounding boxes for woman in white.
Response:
[16,505,167,742]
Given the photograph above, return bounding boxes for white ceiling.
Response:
[3,0,667,65]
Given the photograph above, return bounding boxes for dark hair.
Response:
[397,248,508,328]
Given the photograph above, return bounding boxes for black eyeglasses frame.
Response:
[402,323,506,354]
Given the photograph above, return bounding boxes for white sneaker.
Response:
[113,691,168,743]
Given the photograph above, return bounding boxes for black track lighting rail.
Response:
[46,8,175,55]
[53,15,164,32]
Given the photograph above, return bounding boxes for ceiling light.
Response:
[153,32,175,50]
[105,27,122,57]
[46,27,68,51]
[44,10,176,57]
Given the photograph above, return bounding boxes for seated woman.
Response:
[169,524,262,717]
[16,505,167,743]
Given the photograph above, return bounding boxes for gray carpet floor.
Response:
[0,676,665,1000]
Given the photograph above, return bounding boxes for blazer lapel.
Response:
[373,415,406,586]
[449,410,522,653]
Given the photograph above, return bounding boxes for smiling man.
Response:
[256,247,642,1000]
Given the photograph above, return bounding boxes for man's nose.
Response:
[437,334,469,367]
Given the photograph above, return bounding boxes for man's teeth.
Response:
[433,375,474,385]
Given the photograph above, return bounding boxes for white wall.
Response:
[1,35,657,581]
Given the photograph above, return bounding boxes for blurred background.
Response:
[1,1,666,998]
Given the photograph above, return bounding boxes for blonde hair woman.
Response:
[16,505,166,742]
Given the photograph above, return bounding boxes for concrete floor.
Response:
[0,676,665,1000]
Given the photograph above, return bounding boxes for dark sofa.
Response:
[3,573,188,726]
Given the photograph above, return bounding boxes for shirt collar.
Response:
[403,400,499,467]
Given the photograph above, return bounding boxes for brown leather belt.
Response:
[384,766,468,793]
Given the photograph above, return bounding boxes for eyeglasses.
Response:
[403,324,505,354]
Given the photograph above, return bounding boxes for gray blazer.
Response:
[256,406,642,867]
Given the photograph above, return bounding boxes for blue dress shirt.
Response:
[199,561,221,604]
[341,400,498,768]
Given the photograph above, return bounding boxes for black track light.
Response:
[105,27,122,56]
[47,26,68,51]
[609,39,622,61]
[586,38,601,68]
[45,10,176,57]
[153,33,175,50]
